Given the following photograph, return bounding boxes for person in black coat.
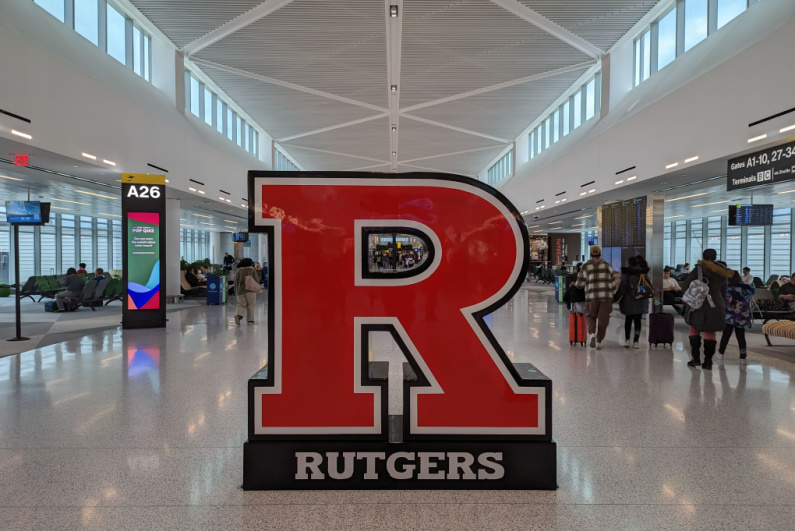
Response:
[614,255,651,348]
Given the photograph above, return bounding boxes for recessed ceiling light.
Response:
[193,214,211,218]
[189,187,197,192]
[0,174,23,181]
[574,215,592,219]
[51,198,90,206]
[540,205,546,208]
[549,221,562,224]
[665,215,683,220]
[665,162,679,169]
[780,124,795,133]
[561,198,567,202]
[777,189,795,194]
[165,179,169,183]
[102,159,116,166]
[98,212,120,217]
[588,189,596,194]
[615,180,624,185]
[76,190,116,200]
[199,222,214,226]
[390,5,398,17]
[684,156,699,163]
[527,225,540,229]
[534,230,544,233]
[392,152,396,156]
[241,203,247,207]
[198,190,205,194]
[11,130,32,140]
[82,153,97,160]
[626,176,637,181]
[748,134,767,143]
[666,192,708,202]
[555,200,560,204]
[391,85,397,92]
[392,126,397,132]
[579,192,586,196]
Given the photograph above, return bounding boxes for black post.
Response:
[7,223,29,342]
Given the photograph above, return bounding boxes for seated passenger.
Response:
[93,268,106,282]
[56,267,84,312]
[777,274,795,311]
[185,268,200,287]
[76,263,87,274]
[663,267,683,311]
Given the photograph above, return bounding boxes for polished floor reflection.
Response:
[0,286,793,530]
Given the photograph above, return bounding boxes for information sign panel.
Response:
[121,173,166,329]
[727,140,795,191]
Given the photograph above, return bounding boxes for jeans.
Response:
[719,324,746,353]
[624,314,642,341]
[585,300,612,342]
[56,290,81,310]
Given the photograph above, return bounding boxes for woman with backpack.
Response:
[681,249,733,370]
[614,255,651,348]
[716,271,755,365]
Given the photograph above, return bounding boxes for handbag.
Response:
[680,266,713,309]
[244,273,262,294]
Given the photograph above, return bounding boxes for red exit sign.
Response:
[14,154,29,166]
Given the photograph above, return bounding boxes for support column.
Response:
[210,231,222,265]
[165,198,181,298]
[646,193,665,292]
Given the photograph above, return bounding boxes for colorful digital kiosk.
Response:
[121,173,166,329]
[243,172,556,490]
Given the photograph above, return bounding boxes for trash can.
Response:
[206,274,227,305]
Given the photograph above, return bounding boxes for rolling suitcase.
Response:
[649,290,675,347]
[569,312,586,346]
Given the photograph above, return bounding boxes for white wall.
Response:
[499,0,795,213]
[0,0,272,205]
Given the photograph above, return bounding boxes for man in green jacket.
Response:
[574,246,617,349]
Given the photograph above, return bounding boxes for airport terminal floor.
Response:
[1,284,793,530]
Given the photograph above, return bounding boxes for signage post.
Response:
[121,173,167,329]
[243,171,556,490]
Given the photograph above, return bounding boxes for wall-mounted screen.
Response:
[5,201,42,224]
[728,204,773,226]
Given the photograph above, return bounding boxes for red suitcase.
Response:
[569,312,586,346]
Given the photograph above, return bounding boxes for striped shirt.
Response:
[575,258,616,301]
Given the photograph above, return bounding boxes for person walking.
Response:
[717,271,755,365]
[682,249,733,370]
[223,252,235,272]
[233,258,258,325]
[614,255,651,349]
[574,245,616,349]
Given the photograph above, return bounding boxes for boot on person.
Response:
[702,339,717,370]
[687,335,702,367]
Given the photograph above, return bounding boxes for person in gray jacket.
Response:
[614,255,651,349]
[56,267,84,311]
[681,249,733,370]
[233,258,258,325]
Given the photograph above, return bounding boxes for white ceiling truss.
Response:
[130,0,659,176]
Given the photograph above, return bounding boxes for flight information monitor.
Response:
[5,201,43,224]
[601,197,646,247]
[728,204,773,226]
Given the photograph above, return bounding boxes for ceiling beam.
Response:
[277,144,390,165]
[346,162,393,172]
[400,144,506,164]
[189,58,389,113]
[399,162,475,177]
[385,0,403,172]
[277,114,389,142]
[489,0,604,59]
[399,114,512,144]
[182,0,296,55]
[401,60,596,113]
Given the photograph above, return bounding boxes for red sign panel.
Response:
[14,154,29,167]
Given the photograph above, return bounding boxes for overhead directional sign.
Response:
[727,140,795,191]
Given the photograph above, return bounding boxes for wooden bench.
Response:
[761,320,795,346]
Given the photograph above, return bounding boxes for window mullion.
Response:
[650,21,659,74]
[708,0,719,34]
[676,0,686,57]
[65,0,75,28]
[98,0,107,51]
[124,14,134,69]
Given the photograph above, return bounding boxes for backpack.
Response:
[681,266,713,309]
[633,274,654,299]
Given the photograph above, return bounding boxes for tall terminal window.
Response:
[528,72,601,161]
[487,151,513,186]
[185,69,260,158]
[634,0,760,86]
[33,0,153,83]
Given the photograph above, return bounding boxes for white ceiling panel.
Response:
[129,0,266,48]
[278,145,386,172]
[195,0,388,108]
[399,146,508,177]
[198,65,382,141]
[397,118,506,164]
[406,66,589,140]
[283,117,392,161]
[400,0,591,107]
[519,1,659,51]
